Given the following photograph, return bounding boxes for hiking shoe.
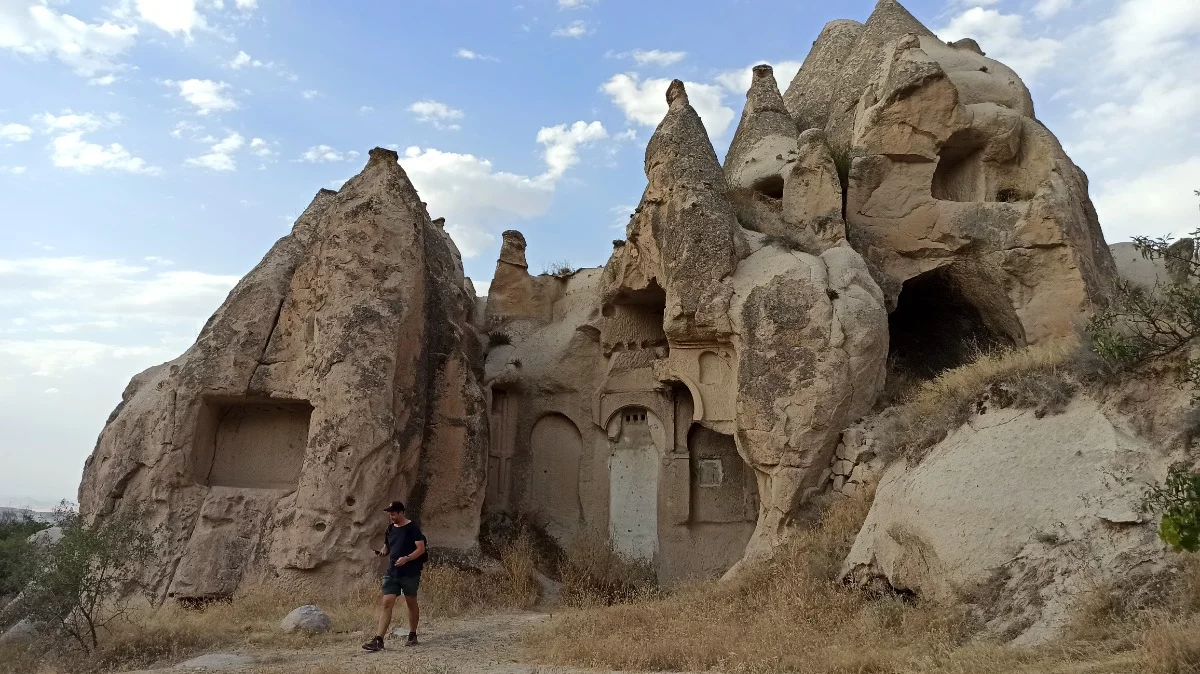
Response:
[362,636,384,652]
[404,633,419,647]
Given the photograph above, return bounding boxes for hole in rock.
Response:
[931,146,987,202]
[345,497,356,507]
[601,279,668,355]
[313,522,327,532]
[191,397,312,490]
[751,174,785,200]
[887,267,1010,382]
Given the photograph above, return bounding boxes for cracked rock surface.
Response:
[78,148,487,600]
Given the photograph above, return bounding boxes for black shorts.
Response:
[382,574,420,597]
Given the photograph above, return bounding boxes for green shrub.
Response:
[1145,464,1200,553]
[1087,191,1200,390]
[21,503,160,652]
[0,514,48,596]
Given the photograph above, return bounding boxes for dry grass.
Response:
[558,534,658,608]
[527,490,1200,674]
[0,552,541,674]
[421,533,540,616]
[877,339,1088,463]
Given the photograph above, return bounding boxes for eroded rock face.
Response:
[78,148,487,599]
[785,0,1115,342]
[843,397,1177,645]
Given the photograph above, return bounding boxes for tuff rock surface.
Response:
[843,396,1182,644]
[78,149,487,600]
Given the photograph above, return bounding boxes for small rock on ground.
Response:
[280,604,331,633]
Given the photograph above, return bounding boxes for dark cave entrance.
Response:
[887,266,1012,382]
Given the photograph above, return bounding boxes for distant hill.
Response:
[0,507,56,524]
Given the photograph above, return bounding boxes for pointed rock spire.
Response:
[613,79,747,341]
[725,64,800,197]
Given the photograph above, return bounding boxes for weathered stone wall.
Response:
[78,149,488,599]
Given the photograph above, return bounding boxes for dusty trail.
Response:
[125,610,698,674]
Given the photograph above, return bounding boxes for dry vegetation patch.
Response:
[0,549,542,674]
[877,340,1094,463]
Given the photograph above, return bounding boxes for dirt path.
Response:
[126,610,693,674]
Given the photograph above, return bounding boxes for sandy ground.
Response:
[123,610,697,674]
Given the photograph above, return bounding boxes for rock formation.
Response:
[783,0,1115,343]
[842,391,1187,645]
[78,0,1126,596]
[78,149,487,600]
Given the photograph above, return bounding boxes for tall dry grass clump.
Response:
[558,534,658,607]
[878,339,1090,463]
[528,489,983,673]
[421,532,541,616]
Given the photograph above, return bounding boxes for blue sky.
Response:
[1,0,1198,507]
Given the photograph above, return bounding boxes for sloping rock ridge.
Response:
[78,149,487,599]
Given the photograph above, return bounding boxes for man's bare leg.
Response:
[404,595,420,633]
[375,594,397,638]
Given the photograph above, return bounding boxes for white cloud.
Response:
[1094,157,1200,242]
[300,145,360,163]
[714,60,804,95]
[2,166,28,175]
[88,74,118,86]
[185,132,244,171]
[49,132,158,174]
[557,0,592,7]
[552,20,591,38]
[455,48,498,62]
[360,105,374,114]
[629,49,686,67]
[0,1,138,75]
[301,89,319,100]
[1033,0,1072,18]
[400,147,553,258]
[601,73,735,138]
[0,124,32,142]
[34,111,114,133]
[249,137,273,157]
[536,121,607,180]
[170,120,204,139]
[937,8,1061,79]
[1105,0,1200,71]
[170,79,237,114]
[235,0,258,9]
[230,50,256,68]
[398,120,607,258]
[134,0,203,35]
[408,100,465,131]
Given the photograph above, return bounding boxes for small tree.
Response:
[1145,464,1200,553]
[20,503,159,652]
[0,513,49,596]
[1088,191,1200,390]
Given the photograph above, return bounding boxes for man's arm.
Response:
[394,539,426,567]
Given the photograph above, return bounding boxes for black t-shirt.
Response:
[384,521,426,577]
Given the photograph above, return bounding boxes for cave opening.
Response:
[751,174,785,200]
[887,266,1011,383]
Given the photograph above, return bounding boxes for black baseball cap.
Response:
[384,501,406,513]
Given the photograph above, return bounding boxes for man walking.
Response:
[363,501,426,651]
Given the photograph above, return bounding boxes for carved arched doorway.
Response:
[606,407,661,561]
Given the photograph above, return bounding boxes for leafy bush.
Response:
[0,514,48,596]
[486,331,512,348]
[20,504,160,652]
[1145,464,1200,553]
[1088,191,1200,390]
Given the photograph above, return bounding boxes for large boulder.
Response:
[843,397,1177,644]
[783,0,1115,342]
[78,148,488,600]
[279,604,331,634]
